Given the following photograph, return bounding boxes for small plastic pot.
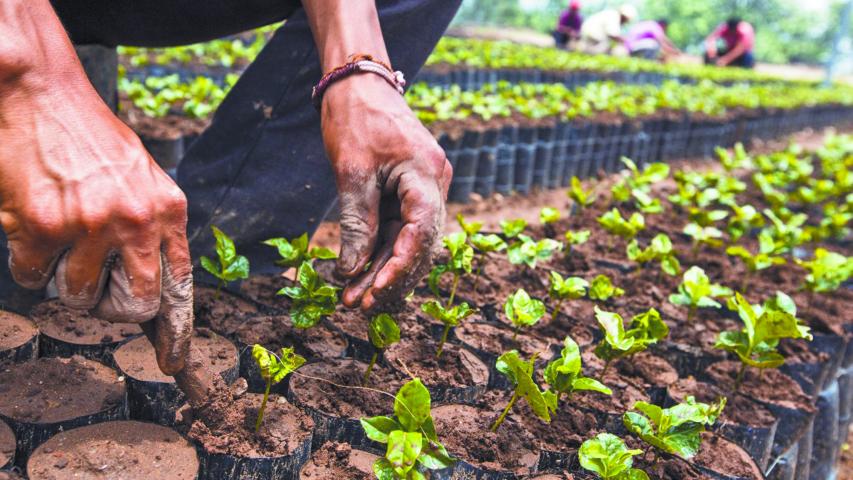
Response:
[27,421,198,480]
[808,380,840,479]
[0,357,127,468]
[765,441,798,480]
[30,299,142,367]
[431,460,523,480]
[192,395,313,480]
[549,122,572,188]
[532,124,556,188]
[793,418,812,480]
[494,125,518,195]
[514,126,538,194]
[449,130,483,203]
[113,332,239,426]
[475,128,500,197]
[0,312,38,367]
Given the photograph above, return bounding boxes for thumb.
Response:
[336,187,380,278]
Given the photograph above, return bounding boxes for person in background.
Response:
[554,0,583,49]
[704,17,756,68]
[624,18,680,61]
[579,4,638,55]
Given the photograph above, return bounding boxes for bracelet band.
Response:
[312,55,406,110]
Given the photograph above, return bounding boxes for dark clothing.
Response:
[0,0,462,311]
[554,9,582,46]
[704,47,755,69]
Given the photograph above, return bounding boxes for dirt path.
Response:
[311,126,848,252]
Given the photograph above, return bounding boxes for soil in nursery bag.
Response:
[193,286,260,338]
[0,420,13,470]
[570,351,655,418]
[668,377,778,470]
[27,420,198,480]
[113,329,238,424]
[30,300,141,363]
[239,262,341,310]
[704,361,816,456]
[187,393,314,479]
[432,402,540,476]
[628,432,764,480]
[288,358,405,450]
[0,311,37,365]
[383,326,490,404]
[299,441,377,479]
[234,314,347,391]
[0,356,126,466]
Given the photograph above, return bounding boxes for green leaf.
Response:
[386,430,422,478]
[579,433,644,479]
[372,458,396,480]
[572,377,613,395]
[470,233,506,253]
[540,206,561,225]
[200,255,222,280]
[394,379,431,432]
[589,274,624,301]
[495,350,551,423]
[251,345,305,385]
[500,218,527,238]
[360,416,402,444]
[456,213,483,236]
[308,246,338,260]
[369,313,401,350]
[504,288,545,330]
[565,229,591,245]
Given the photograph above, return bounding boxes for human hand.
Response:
[0,75,193,375]
[319,74,452,311]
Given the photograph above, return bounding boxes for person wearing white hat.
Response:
[579,4,637,55]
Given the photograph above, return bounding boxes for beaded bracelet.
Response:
[312,54,406,110]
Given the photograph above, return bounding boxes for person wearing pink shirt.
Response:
[623,19,680,61]
[704,17,755,68]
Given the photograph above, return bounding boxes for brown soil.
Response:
[193,286,258,337]
[239,274,291,311]
[383,327,489,390]
[437,251,552,308]
[0,356,125,423]
[456,321,555,359]
[0,311,37,351]
[433,402,540,475]
[691,433,763,479]
[30,300,141,345]
[188,393,313,458]
[503,389,602,453]
[705,361,815,411]
[668,377,776,428]
[288,359,405,418]
[119,99,209,139]
[113,328,236,382]
[234,314,347,361]
[0,419,13,467]
[299,442,377,479]
[572,354,651,415]
[27,421,198,480]
[325,308,371,343]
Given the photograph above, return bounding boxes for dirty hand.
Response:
[0,64,193,375]
[320,74,453,311]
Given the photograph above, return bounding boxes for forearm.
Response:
[721,43,747,64]
[302,1,390,73]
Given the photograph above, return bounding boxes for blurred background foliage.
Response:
[452,0,852,65]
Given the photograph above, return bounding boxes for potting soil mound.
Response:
[30,300,141,345]
[188,393,313,458]
[0,419,13,467]
[0,311,37,350]
[432,404,539,475]
[384,327,490,389]
[0,356,124,423]
[113,328,237,382]
[27,420,198,480]
[299,442,376,479]
[234,315,347,360]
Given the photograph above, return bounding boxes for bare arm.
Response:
[302,1,452,311]
[717,41,748,66]
[0,0,194,378]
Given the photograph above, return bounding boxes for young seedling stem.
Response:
[490,392,518,432]
[448,272,460,307]
[437,325,451,358]
[363,351,379,384]
[256,375,273,432]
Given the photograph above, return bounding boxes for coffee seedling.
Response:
[795,248,853,293]
[548,271,588,318]
[360,379,455,479]
[469,233,507,292]
[364,313,401,383]
[598,209,645,243]
[421,300,476,357]
[715,292,812,390]
[504,288,546,341]
[725,232,786,292]
[263,232,336,270]
[278,261,339,328]
[500,218,528,239]
[507,235,563,269]
[545,336,611,404]
[491,350,551,432]
[568,176,597,212]
[594,306,669,374]
[579,433,649,480]
[200,226,250,298]
[456,213,483,237]
[623,396,726,459]
[626,233,680,277]
[428,232,473,306]
[669,266,732,321]
[251,345,305,432]
[589,274,625,302]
